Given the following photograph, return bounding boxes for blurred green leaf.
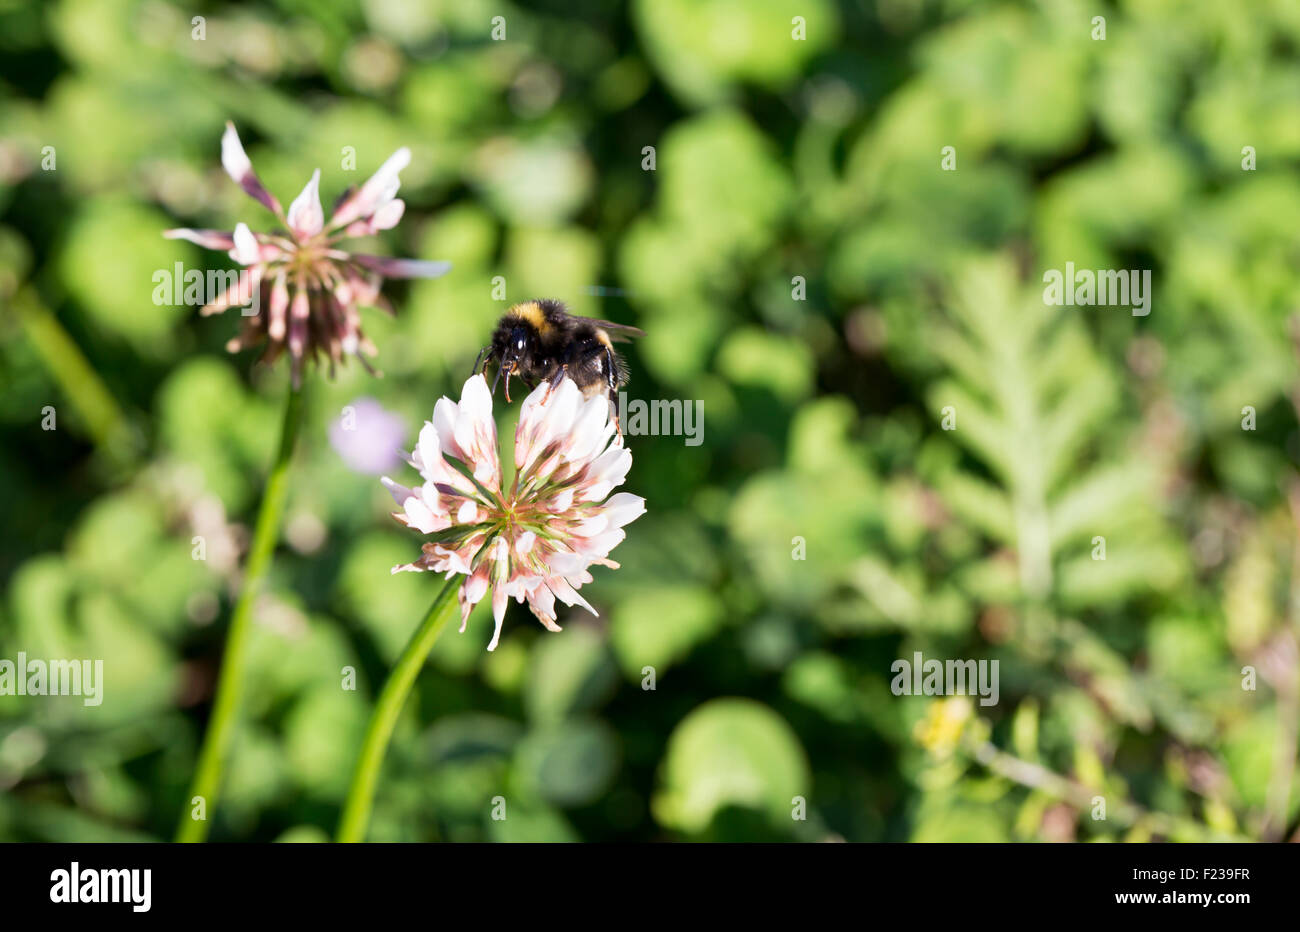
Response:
[653,698,809,834]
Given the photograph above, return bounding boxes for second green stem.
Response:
[177,379,305,842]
[336,578,460,842]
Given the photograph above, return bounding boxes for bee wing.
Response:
[586,319,645,343]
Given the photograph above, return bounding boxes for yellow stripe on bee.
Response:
[512,301,550,334]
[594,328,613,349]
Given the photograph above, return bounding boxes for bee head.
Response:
[492,318,534,364]
[488,315,541,397]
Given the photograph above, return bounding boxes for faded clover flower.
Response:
[383,374,645,651]
[165,122,450,383]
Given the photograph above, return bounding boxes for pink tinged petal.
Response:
[488,585,508,651]
[575,420,618,472]
[603,446,634,484]
[439,544,475,578]
[268,270,289,340]
[516,381,579,475]
[594,418,618,457]
[230,222,260,265]
[581,446,632,501]
[331,146,410,227]
[288,285,309,357]
[514,387,547,470]
[163,228,236,250]
[564,394,612,463]
[571,514,609,537]
[329,280,362,354]
[371,198,405,231]
[456,499,476,524]
[453,376,498,482]
[345,268,381,307]
[525,449,563,487]
[458,374,494,424]
[381,476,414,505]
[473,460,498,489]
[544,550,590,578]
[343,198,406,238]
[575,528,626,562]
[221,122,252,180]
[201,265,260,316]
[339,316,360,356]
[402,495,438,533]
[416,422,442,482]
[527,584,558,627]
[461,567,490,628]
[586,436,628,474]
[456,587,473,629]
[419,481,447,516]
[418,421,439,473]
[352,254,452,279]
[221,122,282,215]
[254,240,284,263]
[602,492,646,528]
[431,397,465,460]
[515,531,536,556]
[366,146,410,197]
[548,576,597,617]
[541,380,583,452]
[465,564,490,598]
[287,168,324,239]
[502,580,532,603]
[550,488,575,512]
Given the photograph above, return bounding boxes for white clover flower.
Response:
[383,374,644,650]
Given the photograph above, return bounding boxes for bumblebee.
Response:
[476,299,643,418]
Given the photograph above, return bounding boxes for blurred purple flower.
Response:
[329,397,408,475]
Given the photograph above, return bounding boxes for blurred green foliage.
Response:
[1,0,1298,842]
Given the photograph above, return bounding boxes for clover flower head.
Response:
[383,374,644,650]
[165,122,450,384]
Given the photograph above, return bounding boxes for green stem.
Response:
[176,379,305,842]
[337,578,460,843]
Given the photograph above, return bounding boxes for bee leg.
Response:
[504,363,514,403]
[609,390,623,437]
[605,348,622,437]
[541,345,574,402]
[472,346,488,377]
[542,364,569,402]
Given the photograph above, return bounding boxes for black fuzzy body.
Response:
[484,299,638,408]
